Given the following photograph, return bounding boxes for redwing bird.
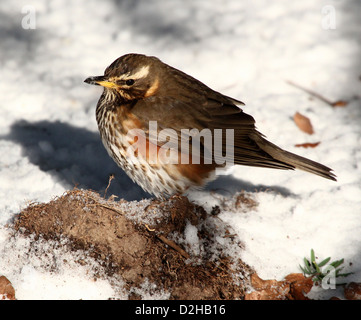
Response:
[85,53,336,197]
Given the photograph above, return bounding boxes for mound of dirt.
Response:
[12,188,254,299]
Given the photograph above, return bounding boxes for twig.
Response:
[145,224,190,259]
[104,174,115,197]
[85,191,124,215]
[157,235,190,259]
[286,80,348,107]
[87,201,124,215]
[144,224,155,232]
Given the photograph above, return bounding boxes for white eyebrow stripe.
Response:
[121,65,150,80]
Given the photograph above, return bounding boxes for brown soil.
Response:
[12,188,254,299]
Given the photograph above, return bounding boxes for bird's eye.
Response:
[126,79,135,86]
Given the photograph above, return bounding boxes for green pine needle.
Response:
[299,249,352,286]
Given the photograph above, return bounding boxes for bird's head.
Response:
[84,53,161,100]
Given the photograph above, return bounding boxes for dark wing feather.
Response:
[204,98,336,179]
[203,98,296,170]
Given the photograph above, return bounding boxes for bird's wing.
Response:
[202,96,294,169]
[130,91,290,170]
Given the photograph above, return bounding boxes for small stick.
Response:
[87,201,124,215]
[286,80,347,107]
[144,224,156,232]
[157,235,190,259]
[104,174,115,197]
[145,224,190,259]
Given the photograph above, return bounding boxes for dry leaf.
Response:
[294,112,314,134]
[0,276,15,300]
[245,273,312,300]
[344,282,361,300]
[295,142,320,148]
[250,273,281,290]
[284,273,313,300]
[245,273,290,300]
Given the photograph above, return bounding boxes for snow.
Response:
[1,0,361,299]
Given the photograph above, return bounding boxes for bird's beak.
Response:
[84,76,116,89]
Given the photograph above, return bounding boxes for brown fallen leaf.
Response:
[245,273,290,300]
[293,112,314,134]
[0,276,16,300]
[245,273,313,300]
[249,273,281,291]
[295,142,320,148]
[284,273,313,300]
[344,282,361,300]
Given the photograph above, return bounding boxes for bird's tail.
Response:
[250,133,337,181]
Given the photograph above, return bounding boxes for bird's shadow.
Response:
[5,120,294,201]
[5,120,150,201]
[205,175,294,198]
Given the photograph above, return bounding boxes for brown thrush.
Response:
[85,53,336,197]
